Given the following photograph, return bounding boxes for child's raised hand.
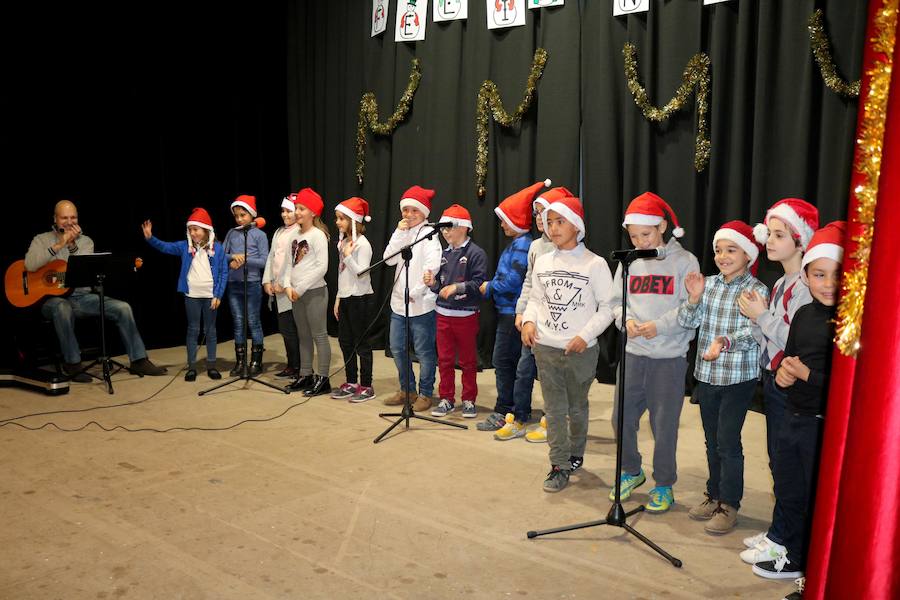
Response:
[780,356,811,383]
[638,321,658,339]
[775,364,797,388]
[141,220,152,240]
[685,272,705,303]
[342,239,355,258]
[701,336,726,361]
[521,322,538,347]
[210,298,220,310]
[625,319,641,338]
[423,269,435,286]
[738,290,767,321]
[564,336,587,355]
[439,285,456,300]
[398,218,410,231]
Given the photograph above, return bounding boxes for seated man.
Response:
[25,200,167,382]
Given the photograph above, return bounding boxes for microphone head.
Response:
[655,246,667,259]
[253,217,266,229]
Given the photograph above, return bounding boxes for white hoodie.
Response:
[383,222,442,317]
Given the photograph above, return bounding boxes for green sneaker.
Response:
[645,486,674,513]
[608,469,646,502]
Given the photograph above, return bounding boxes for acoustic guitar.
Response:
[5,259,71,308]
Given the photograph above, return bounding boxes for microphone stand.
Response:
[526,250,682,568]
[200,225,288,396]
[362,224,468,444]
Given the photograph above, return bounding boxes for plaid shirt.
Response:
[678,272,769,386]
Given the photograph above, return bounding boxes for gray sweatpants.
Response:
[612,353,688,487]
[291,286,331,377]
[532,343,600,470]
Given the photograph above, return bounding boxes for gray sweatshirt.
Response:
[609,237,699,359]
[25,229,96,295]
[515,233,556,315]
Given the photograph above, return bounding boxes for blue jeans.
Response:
[512,343,537,423]
[389,311,436,397]
[41,293,147,364]
[228,281,264,345]
[491,314,523,416]
[696,379,757,510]
[763,369,787,543]
[185,296,218,366]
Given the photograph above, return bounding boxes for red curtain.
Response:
[805,2,900,597]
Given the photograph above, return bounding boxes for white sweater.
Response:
[282,226,329,298]
[383,222,442,317]
[523,243,615,350]
[263,224,299,313]
[336,235,374,298]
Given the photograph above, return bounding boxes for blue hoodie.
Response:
[146,236,229,299]
[484,232,532,315]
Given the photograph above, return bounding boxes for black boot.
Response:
[304,375,331,397]
[230,344,246,376]
[287,374,314,392]
[248,344,264,376]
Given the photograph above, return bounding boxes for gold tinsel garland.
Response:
[835,0,897,356]
[475,48,548,198]
[809,9,861,98]
[356,58,422,185]
[623,43,711,172]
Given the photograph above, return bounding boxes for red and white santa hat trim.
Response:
[399,185,435,218]
[231,194,258,218]
[439,204,473,231]
[186,207,215,255]
[281,193,298,211]
[294,187,324,216]
[801,221,847,272]
[534,185,573,213]
[713,220,763,274]
[495,179,551,234]
[542,196,586,242]
[336,196,372,241]
[753,198,819,250]
[623,191,685,238]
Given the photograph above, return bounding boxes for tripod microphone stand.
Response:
[362,224,468,444]
[526,249,682,568]
[200,226,287,396]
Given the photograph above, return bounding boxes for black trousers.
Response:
[337,294,375,387]
[277,309,300,370]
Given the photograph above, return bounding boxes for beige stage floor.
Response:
[0,335,799,599]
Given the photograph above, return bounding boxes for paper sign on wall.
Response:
[529,0,564,8]
[487,0,527,30]
[613,0,649,17]
[434,0,468,21]
[396,0,428,42]
[372,0,389,36]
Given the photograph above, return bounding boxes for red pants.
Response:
[436,312,479,403]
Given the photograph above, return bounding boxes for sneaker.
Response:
[273,367,297,380]
[645,486,674,513]
[477,412,506,431]
[743,530,768,548]
[688,493,719,521]
[740,536,787,565]
[705,503,738,535]
[525,416,548,443]
[331,382,358,400]
[543,466,570,493]
[569,456,584,472]
[494,413,526,441]
[608,469,646,502]
[461,400,477,418]
[782,577,805,600]
[349,386,376,403]
[431,398,454,417]
[412,395,432,412]
[753,556,804,580]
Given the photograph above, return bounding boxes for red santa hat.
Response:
[439,204,473,231]
[623,191,685,238]
[801,220,847,274]
[534,185,573,213]
[281,193,298,211]
[294,187,324,216]
[231,194,258,218]
[336,196,372,241]
[542,196,586,242]
[399,185,435,218]
[753,198,819,250]
[495,179,551,234]
[713,220,763,275]
[186,207,215,255]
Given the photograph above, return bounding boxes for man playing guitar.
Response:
[24,200,167,382]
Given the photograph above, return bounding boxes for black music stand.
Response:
[65,253,140,394]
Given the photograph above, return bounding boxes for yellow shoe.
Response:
[525,416,548,443]
[494,413,526,441]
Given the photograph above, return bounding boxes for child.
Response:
[223,195,270,376]
[382,185,443,413]
[424,204,488,418]
[751,221,845,583]
[739,198,818,554]
[142,208,228,381]
[607,192,700,513]
[677,220,769,535]
[331,197,377,402]
[283,188,332,397]
[480,180,549,436]
[263,194,302,380]
[522,195,614,493]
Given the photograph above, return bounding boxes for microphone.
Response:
[610,247,667,261]
[425,221,455,229]
[235,217,266,231]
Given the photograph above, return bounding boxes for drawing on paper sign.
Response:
[400,0,421,38]
[438,0,462,19]
[492,0,518,26]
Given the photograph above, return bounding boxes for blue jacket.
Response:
[223,227,269,283]
[484,233,532,314]
[146,236,229,299]
[429,239,488,313]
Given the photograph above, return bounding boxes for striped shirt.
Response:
[678,272,769,386]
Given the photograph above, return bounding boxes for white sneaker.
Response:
[740,537,787,565]
[743,530,767,548]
